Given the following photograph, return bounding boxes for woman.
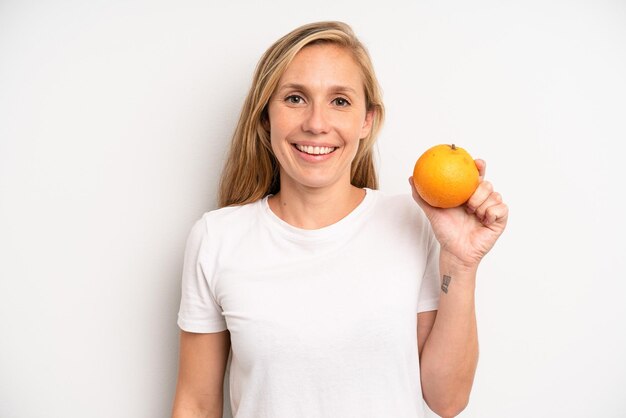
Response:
[172,21,508,418]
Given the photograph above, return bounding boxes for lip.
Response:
[290,141,338,148]
[291,143,337,162]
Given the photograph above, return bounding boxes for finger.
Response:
[475,159,486,180]
[466,180,493,214]
[482,201,509,227]
[474,191,503,222]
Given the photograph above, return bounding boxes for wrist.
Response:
[439,250,479,277]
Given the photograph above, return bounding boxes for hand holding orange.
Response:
[412,144,479,208]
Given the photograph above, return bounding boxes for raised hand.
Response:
[409,159,508,270]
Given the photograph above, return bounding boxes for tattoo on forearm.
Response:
[441,275,452,294]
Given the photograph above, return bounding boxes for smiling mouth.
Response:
[293,144,337,155]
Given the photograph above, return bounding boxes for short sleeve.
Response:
[177,217,228,333]
[417,223,441,313]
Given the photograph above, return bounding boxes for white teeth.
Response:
[295,144,336,155]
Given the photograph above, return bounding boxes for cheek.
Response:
[339,114,368,141]
[269,124,292,162]
[268,109,291,138]
[269,132,283,158]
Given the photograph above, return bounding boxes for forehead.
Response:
[278,43,364,89]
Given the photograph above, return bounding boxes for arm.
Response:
[411,159,508,417]
[172,330,231,418]
[417,261,479,417]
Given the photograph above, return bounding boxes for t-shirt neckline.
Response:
[259,188,377,243]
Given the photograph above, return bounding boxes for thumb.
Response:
[408,177,436,217]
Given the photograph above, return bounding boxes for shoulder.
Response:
[369,189,429,225]
[187,200,264,249]
[375,190,416,209]
[366,189,434,244]
[202,201,261,227]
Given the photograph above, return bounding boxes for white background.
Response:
[1,1,625,417]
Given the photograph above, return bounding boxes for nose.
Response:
[302,103,330,135]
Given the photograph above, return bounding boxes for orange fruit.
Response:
[412,144,479,208]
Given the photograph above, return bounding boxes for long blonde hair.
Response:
[218,21,385,208]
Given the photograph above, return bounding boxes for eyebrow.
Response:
[276,83,358,95]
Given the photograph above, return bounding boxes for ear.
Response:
[360,108,375,139]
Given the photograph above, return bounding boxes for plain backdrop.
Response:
[1,1,625,417]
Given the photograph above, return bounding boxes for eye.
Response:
[285,95,305,105]
[332,97,351,107]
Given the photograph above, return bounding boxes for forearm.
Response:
[171,330,230,418]
[172,404,222,418]
[172,384,224,418]
[419,254,479,417]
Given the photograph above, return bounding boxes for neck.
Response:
[268,180,366,230]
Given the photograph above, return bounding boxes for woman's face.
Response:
[267,44,374,193]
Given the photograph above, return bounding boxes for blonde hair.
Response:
[218,21,385,207]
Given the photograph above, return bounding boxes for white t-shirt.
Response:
[178,188,441,418]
